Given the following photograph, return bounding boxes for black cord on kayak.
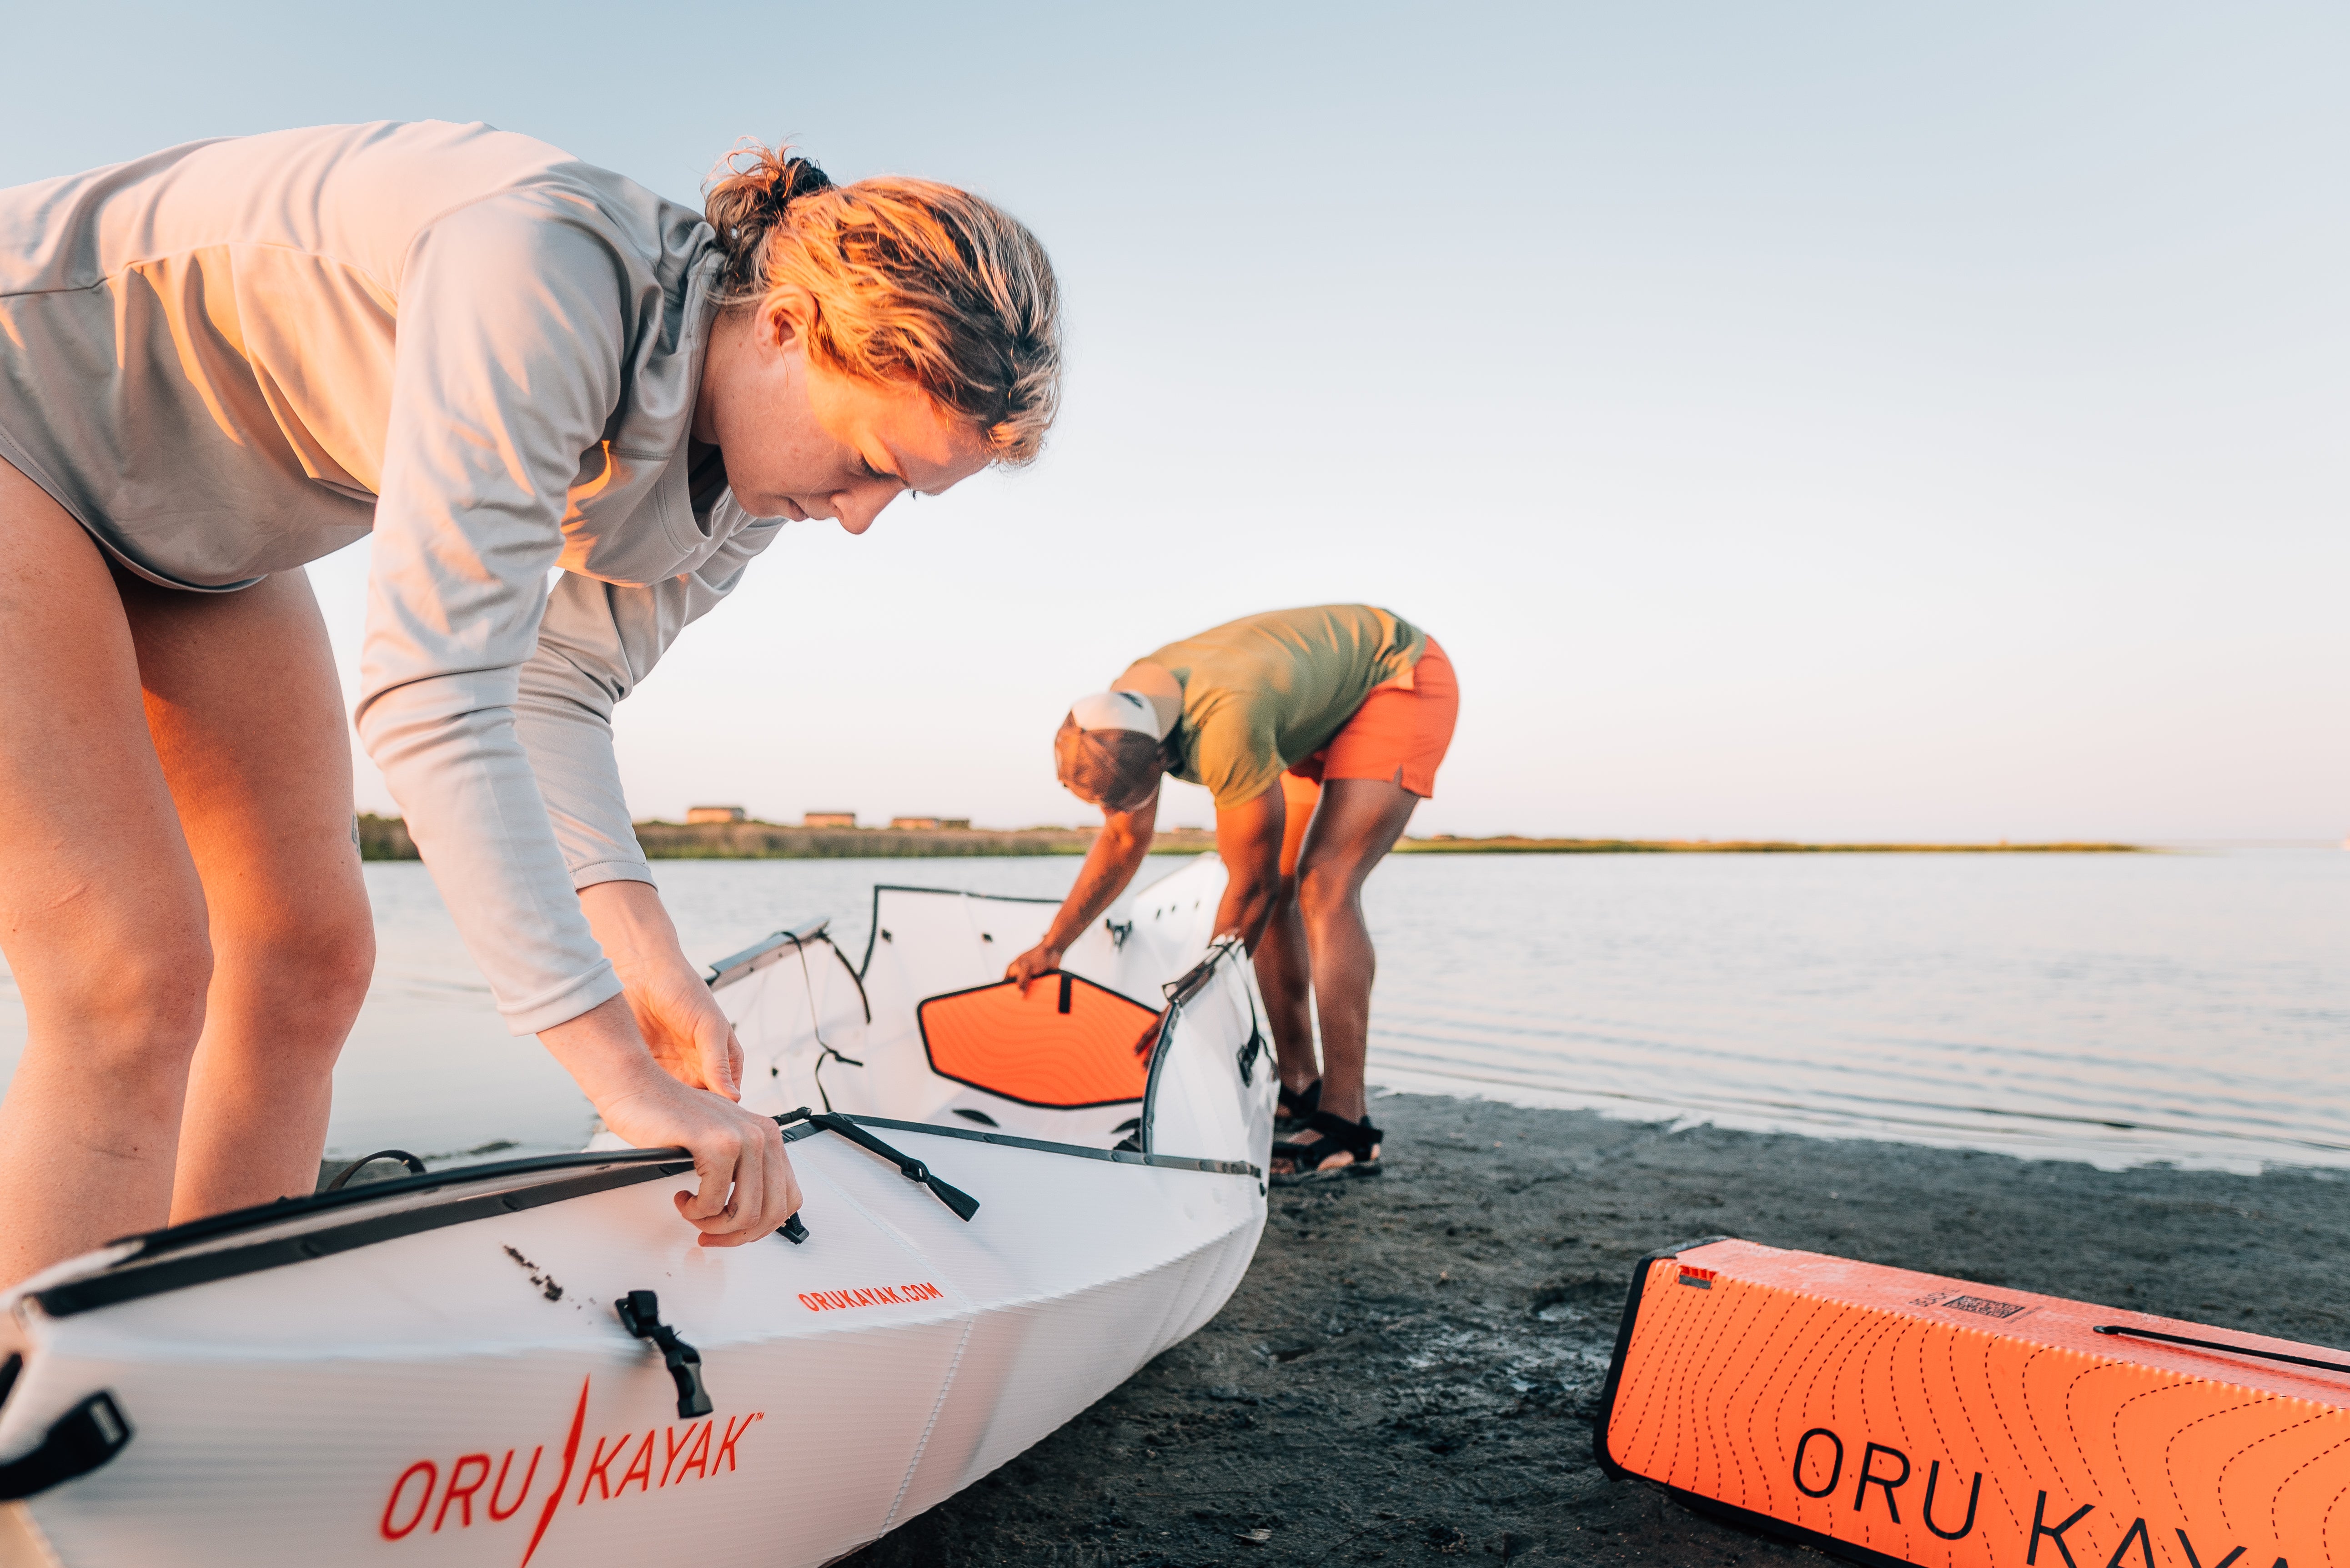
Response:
[323,1150,428,1192]
[1162,934,1243,1009]
[773,1107,980,1222]
[2093,1323,2350,1376]
[782,934,864,1117]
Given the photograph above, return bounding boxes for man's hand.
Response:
[1007,797,1158,993]
[1005,941,1065,994]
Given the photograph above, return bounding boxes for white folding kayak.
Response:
[0,854,1273,1567]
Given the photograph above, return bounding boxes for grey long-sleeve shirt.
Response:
[0,121,784,1032]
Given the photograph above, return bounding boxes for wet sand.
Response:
[839,1093,2350,1568]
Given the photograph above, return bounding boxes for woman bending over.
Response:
[0,121,1059,1283]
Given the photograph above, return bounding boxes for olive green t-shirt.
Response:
[1130,605,1426,809]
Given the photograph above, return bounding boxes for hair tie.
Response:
[774,156,834,211]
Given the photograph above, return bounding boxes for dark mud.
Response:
[840,1093,2350,1568]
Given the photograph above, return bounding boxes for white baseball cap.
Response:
[1067,689,1171,741]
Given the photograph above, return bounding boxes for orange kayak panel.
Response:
[1598,1236,2350,1568]
[917,973,1161,1110]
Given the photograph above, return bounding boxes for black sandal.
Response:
[1275,1078,1322,1133]
[1270,1110,1383,1184]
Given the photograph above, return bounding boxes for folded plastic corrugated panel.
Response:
[1597,1236,2350,1568]
[917,974,1160,1110]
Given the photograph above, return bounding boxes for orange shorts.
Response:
[1282,636,1459,806]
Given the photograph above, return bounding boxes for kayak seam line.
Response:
[884,1313,973,1535]
[788,1155,982,1538]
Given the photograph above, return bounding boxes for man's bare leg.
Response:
[1255,775,1322,1099]
[1273,777,1421,1171]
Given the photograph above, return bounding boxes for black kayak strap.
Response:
[776,1109,980,1222]
[0,1391,133,1501]
[2094,1323,2350,1377]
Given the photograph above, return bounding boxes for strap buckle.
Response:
[614,1291,713,1419]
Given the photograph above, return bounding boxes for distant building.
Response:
[890,815,940,831]
[939,818,972,831]
[685,805,747,824]
[803,811,858,828]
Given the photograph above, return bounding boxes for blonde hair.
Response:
[704,144,1062,465]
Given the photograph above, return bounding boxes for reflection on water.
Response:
[1,850,2342,1171]
[1366,848,2349,1171]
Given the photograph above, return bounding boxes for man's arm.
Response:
[1212,786,1287,950]
[1005,789,1160,990]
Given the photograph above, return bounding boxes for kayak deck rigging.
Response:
[0,856,1274,1567]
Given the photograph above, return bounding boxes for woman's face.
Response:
[694,296,991,532]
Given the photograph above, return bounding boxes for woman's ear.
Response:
[759,286,816,352]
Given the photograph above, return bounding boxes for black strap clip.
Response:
[0,1390,134,1501]
[1236,1025,1265,1086]
[614,1291,713,1419]
[776,1109,980,1222]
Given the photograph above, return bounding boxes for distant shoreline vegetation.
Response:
[352,815,2142,862]
[1394,834,2144,854]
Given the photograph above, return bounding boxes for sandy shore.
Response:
[837,1093,2349,1568]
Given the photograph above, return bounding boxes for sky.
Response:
[4,2,2342,841]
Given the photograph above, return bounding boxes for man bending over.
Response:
[1006,605,1459,1180]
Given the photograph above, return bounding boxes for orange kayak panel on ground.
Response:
[917,973,1161,1110]
[1598,1236,2350,1568]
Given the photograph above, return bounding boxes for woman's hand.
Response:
[541,994,801,1246]
[580,880,743,1099]
[559,879,793,1245]
[620,950,744,1100]
[1005,941,1064,994]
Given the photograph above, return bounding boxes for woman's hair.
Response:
[704,143,1062,465]
[1054,715,1167,814]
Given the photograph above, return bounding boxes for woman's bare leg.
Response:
[0,464,213,1283]
[1255,774,1321,1098]
[117,567,374,1221]
[1280,778,1420,1164]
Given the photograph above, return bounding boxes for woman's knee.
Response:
[216,889,375,1022]
[297,910,376,1019]
[21,929,215,1071]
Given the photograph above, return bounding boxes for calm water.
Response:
[0,850,2341,1171]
